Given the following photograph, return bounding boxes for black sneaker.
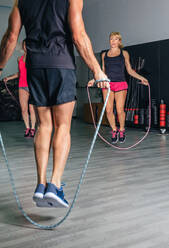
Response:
[111,130,119,144]
[29,128,36,138]
[24,128,30,137]
[119,130,126,143]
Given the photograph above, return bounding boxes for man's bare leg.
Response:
[34,106,53,186]
[51,101,75,188]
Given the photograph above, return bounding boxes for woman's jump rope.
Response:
[3,81,20,106]
[0,79,111,230]
[87,83,151,150]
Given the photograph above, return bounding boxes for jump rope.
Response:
[0,79,151,229]
[3,82,20,106]
[87,83,151,150]
[0,79,111,230]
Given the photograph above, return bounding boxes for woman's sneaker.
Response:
[119,130,126,143]
[44,183,69,208]
[24,128,30,137]
[29,128,36,138]
[111,130,119,144]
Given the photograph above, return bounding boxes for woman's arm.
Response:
[3,72,19,83]
[123,50,149,86]
[3,56,20,83]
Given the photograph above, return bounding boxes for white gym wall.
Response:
[83,0,169,52]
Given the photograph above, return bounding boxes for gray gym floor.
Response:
[0,119,169,248]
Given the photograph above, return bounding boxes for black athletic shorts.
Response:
[27,68,76,107]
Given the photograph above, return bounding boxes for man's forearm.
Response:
[0,30,18,68]
[73,31,101,77]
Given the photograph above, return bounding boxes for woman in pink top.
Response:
[3,41,36,137]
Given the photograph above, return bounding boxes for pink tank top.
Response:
[18,56,28,87]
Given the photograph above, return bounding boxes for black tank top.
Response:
[18,0,75,69]
[104,50,126,82]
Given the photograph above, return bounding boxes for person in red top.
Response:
[3,40,36,137]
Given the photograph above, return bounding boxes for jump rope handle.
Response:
[94,78,110,87]
[137,81,149,86]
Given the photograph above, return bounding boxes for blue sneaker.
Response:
[33,184,53,208]
[44,183,69,208]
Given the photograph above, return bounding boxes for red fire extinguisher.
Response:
[159,99,166,134]
[134,108,139,125]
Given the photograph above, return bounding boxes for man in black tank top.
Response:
[0,0,109,208]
